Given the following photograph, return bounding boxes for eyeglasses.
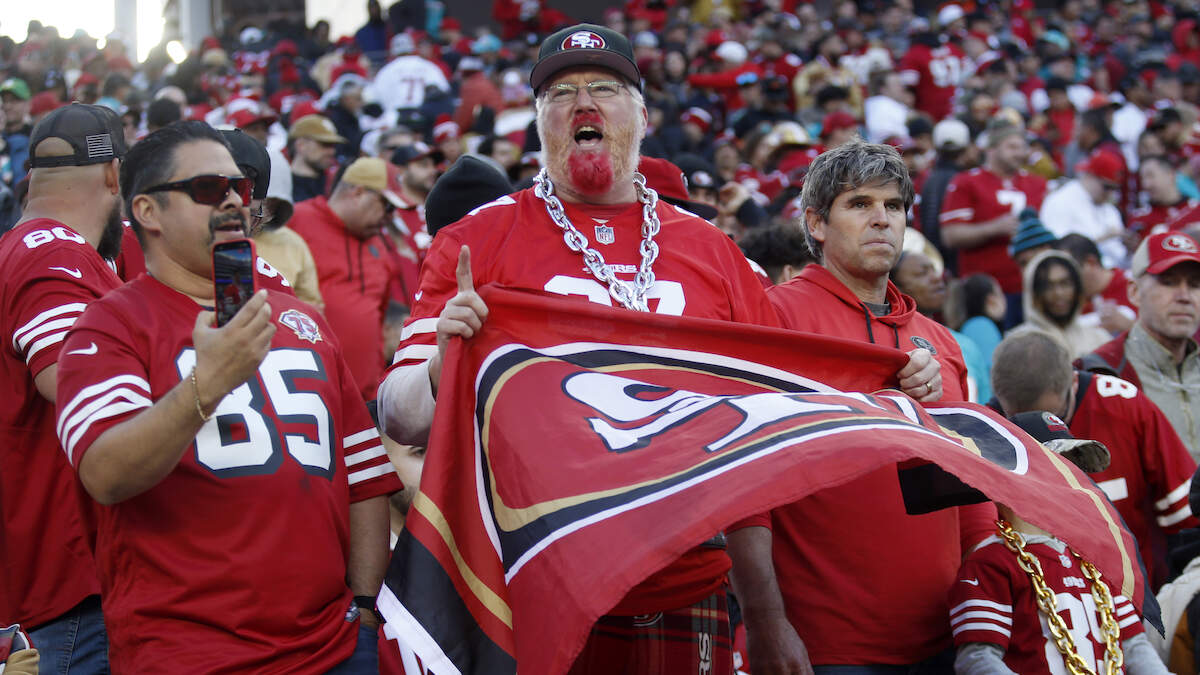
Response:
[143,175,253,206]
[544,80,626,104]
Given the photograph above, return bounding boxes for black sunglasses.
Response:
[143,175,253,206]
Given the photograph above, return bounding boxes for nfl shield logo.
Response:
[595,225,615,245]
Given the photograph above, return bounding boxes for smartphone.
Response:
[212,238,257,327]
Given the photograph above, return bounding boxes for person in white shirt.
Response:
[370,33,450,113]
[1040,149,1128,267]
[864,70,914,144]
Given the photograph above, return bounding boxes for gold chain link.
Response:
[995,519,1124,675]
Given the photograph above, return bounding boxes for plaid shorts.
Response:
[568,589,733,675]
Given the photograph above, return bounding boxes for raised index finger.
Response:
[456,245,474,294]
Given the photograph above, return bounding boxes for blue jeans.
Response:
[324,622,379,675]
[813,648,955,675]
[27,595,109,675]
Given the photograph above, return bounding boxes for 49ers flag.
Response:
[378,287,1145,675]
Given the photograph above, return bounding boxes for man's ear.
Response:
[804,207,826,245]
[1127,275,1142,311]
[130,194,162,235]
[104,159,121,196]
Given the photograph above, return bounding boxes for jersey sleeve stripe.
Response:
[950,610,1013,626]
[952,622,1012,638]
[950,599,1013,614]
[345,445,387,467]
[939,208,974,223]
[64,397,153,464]
[15,316,77,353]
[1155,480,1192,511]
[57,374,152,437]
[348,462,395,485]
[399,318,438,342]
[24,330,71,364]
[344,427,381,448]
[393,344,438,364]
[1158,505,1193,527]
[1118,614,1140,629]
[12,302,87,349]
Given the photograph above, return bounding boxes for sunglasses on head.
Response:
[143,174,253,206]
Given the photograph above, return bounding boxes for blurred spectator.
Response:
[288,114,345,203]
[1057,233,1137,335]
[1041,149,1128,266]
[1,78,32,186]
[452,56,501,132]
[1129,155,1196,242]
[1009,208,1059,270]
[1013,249,1115,359]
[864,70,913,144]
[920,119,973,275]
[794,32,861,116]
[952,273,1006,365]
[738,223,814,285]
[374,32,450,113]
[898,29,966,122]
[145,97,182,134]
[251,142,324,312]
[355,0,389,62]
[321,74,367,162]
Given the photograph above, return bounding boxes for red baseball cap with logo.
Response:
[530,24,641,93]
[1075,150,1124,185]
[1130,232,1200,277]
[637,156,718,220]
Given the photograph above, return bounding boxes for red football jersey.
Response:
[1125,199,1199,240]
[951,536,1143,675]
[940,167,1048,293]
[388,186,778,614]
[55,275,400,674]
[1163,200,1200,233]
[1071,372,1197,589]
[0,218,120,628]
[898,43,966,121]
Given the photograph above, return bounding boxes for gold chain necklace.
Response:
[995,519,1124,675]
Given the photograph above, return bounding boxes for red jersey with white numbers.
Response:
[951,535,1143,675]
[55,275,400,674]
[389,186,778,615]
[1126,199,1199,240]
[0,219,121,628]
[940,167,1047,293]
[898,43,966,121]
[1071,372,1197,590]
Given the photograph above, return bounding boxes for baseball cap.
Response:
[340,157,391,194]
[932,119,970,151]
[219,129,271,200]
[226,98,278,129]
[28,102,127,168]
[0,78,31,101]
[29,91,63,117]
[637,156,719,221]
[820,111,858,138]
[1075,150,1124,186]
[681,107,712,134]
[288,114,346,144]
[1008,411,1110,473]
[426,155,512,236]
[937,4,965,27]
[390,142,442,166]
[530,23,641,94]
[1130,232,1200,277]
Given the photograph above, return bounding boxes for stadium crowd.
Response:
[3,0,1200,673]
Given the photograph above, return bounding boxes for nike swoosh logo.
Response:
[67,343,98,356]
[49,266,83,278]
[960,578,980,586]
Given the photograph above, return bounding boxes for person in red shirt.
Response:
[898,31,967,121]
[992,330,1197,591]
[0,103,125,673]
[291,157,398,400]
[56,120,398,674]
[1127,155,1197,243]
[383,143,440,307]
[728,139,987,674]
[941,121,1048,327]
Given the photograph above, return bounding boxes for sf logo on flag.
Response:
[563,31,605,49]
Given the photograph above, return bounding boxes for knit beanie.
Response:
[425,154,513,236]
[1008,208,1057,257]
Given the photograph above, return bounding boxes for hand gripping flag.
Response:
[378,286,1148,675]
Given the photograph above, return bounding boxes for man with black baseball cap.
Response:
[379,22,781,673]
[0,102,126,672]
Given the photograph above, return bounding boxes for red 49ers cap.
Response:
[1130,232,1200,277]
[530,23,641,94]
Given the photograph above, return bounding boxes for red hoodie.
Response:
[731,265,993,667]
[290,196,393,400]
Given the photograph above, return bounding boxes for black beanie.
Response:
[425,155,513,236]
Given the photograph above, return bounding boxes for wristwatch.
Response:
[354,595,384,624]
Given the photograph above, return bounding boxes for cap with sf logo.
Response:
[529,23,641,94]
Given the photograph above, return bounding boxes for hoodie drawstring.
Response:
[861,304,876,345]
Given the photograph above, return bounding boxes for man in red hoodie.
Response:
[729,139,995,674]
[290,157,398,400]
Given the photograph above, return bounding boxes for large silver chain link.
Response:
[533,168,662,312]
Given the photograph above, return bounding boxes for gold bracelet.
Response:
[190,369,212,423]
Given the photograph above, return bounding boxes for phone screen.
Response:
[212,239,257,327]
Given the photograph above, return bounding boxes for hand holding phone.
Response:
[212,239,257,326]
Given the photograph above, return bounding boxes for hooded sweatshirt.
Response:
[1012,249,1111,360]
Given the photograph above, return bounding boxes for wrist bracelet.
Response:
[190,369,212,423]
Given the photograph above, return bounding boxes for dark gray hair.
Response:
[799,138,914,262]
[991,330,1073,414]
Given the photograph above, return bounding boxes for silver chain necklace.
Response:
[533,168,662,312]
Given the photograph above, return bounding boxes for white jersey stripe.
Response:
[24,330,70,364]
[1156,479,1192,511]
[952,622,1012,638]
[62,386,154,445]
[16,317,77,353]
[13,302,86,350]
[950,610,1013,626]
[344,427,381,448]
[950,598,1013,614]
[399,318,438,342]
[1118,615,1139,629]
[65,398,153,463]
[394,344,438,363]
[348,463,395,485]
[345,444,387,467]
[1158,505,1193,527]
[57,374,151,437]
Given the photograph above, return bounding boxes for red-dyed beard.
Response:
[567,150,614,196]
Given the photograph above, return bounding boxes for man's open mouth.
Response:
[574,125,604,148]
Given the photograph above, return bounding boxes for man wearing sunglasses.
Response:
[0,102,124,674]
[291,156,404,401]
[53,121,398,674]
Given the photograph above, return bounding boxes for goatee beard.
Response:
[568,151,614,196]
[97,202,125,261]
